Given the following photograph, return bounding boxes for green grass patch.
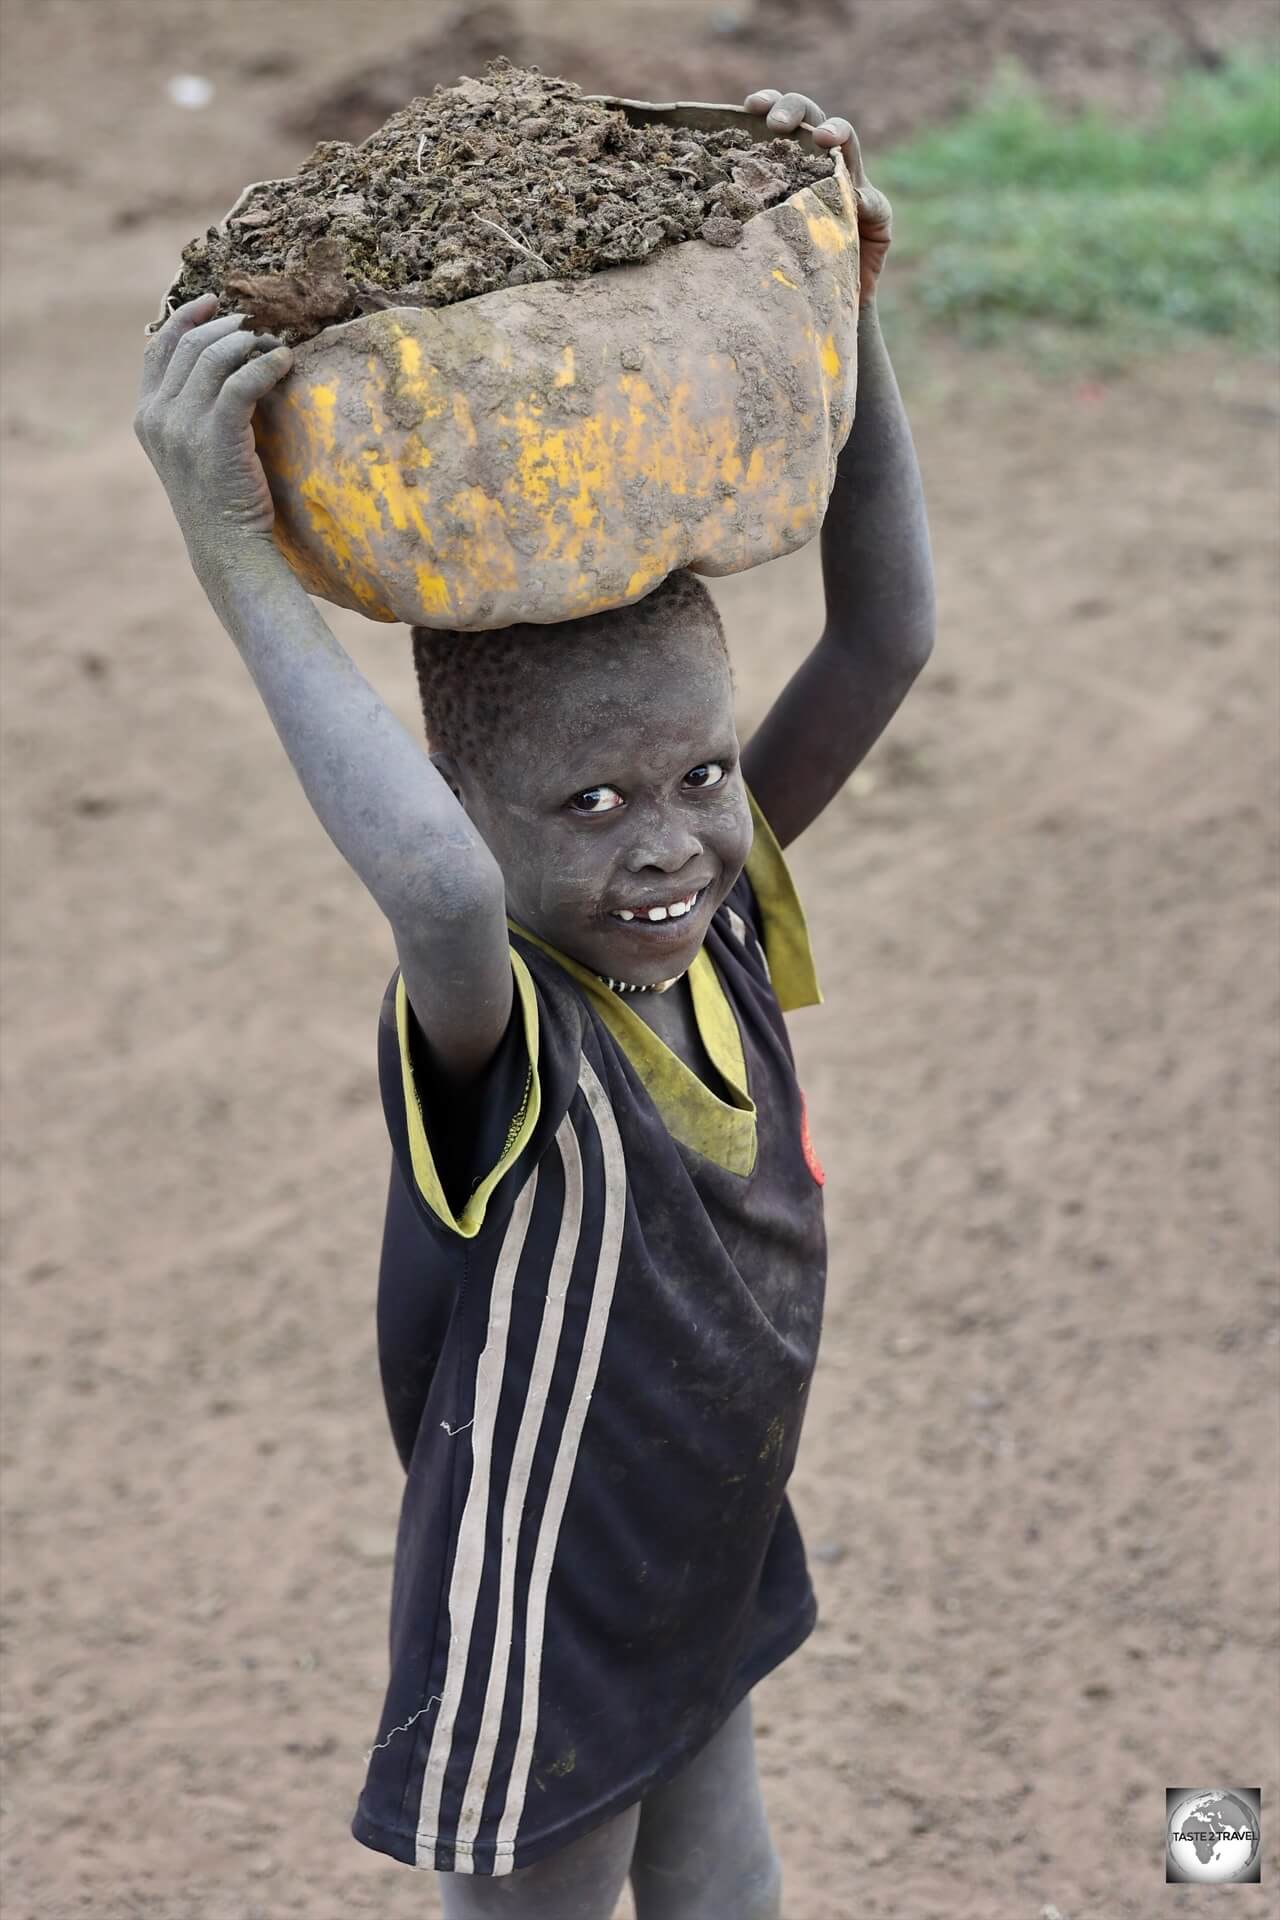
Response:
[876,50,1280,366]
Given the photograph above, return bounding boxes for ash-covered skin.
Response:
[138,74,929,1099]
[432,609,753,988]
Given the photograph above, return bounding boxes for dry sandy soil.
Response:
[2,3,1277,1917]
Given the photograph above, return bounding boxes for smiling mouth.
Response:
[608,886,708,928]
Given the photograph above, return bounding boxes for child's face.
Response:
[457,624,753,984]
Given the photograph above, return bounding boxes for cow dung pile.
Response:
[170,58,835,342]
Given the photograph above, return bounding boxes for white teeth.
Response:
[612,888,701,923]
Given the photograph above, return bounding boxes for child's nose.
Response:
[623,820,701,875]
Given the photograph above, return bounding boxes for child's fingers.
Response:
[184,330,286,412]
[846,124,866,186]
[764,91,826,134]
[140,291,219,397]
[816,118,868,190]
[213,344,294,417]
[743,88,782,115]
[156,312,248,403]
[855,180,892,230]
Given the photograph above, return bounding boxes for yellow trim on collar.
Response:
[499,788,817,1178]
[396,949,541,1238]
[743,791,823,1011]
[508,924,758,1178]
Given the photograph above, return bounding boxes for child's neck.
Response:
[625,972,730,1102]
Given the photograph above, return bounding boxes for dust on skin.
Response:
[437,608,753,989]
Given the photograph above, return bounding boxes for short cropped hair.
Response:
[412,569,729,774]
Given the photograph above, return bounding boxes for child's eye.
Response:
[569,785,624,815]
[684,762,727,790]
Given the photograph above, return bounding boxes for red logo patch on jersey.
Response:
[799,1090,825,1186]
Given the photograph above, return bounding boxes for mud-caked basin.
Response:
[154,101,860,630]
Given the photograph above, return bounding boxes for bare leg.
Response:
[435,1800,641,1919]
[628,1696,783,1920]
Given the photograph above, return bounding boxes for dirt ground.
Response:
[2,3,1277,1917]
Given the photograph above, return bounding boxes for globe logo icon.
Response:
[1166,1791,1261,1883]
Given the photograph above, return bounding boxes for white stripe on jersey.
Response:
[493,1057,627,1868]
[450,1114,585,1866]
[410,1058,627,1875]
[413,1168,539,1867]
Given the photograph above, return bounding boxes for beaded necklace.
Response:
[594,971,686,995]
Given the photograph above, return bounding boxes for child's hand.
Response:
[744,88,892,308]
[135,291,294,560]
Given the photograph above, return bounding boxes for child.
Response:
[136,84,932,1920]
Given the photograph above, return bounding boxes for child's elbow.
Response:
[906,617,935,680]
[888,608,934,691]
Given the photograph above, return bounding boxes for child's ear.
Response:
[429,749,465,808]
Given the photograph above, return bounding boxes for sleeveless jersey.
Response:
[351,793,827,1876]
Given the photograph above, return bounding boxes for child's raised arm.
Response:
[739,90,935,850]
[135,294,512,1084]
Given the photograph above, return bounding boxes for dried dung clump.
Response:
[171,58,835,342]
